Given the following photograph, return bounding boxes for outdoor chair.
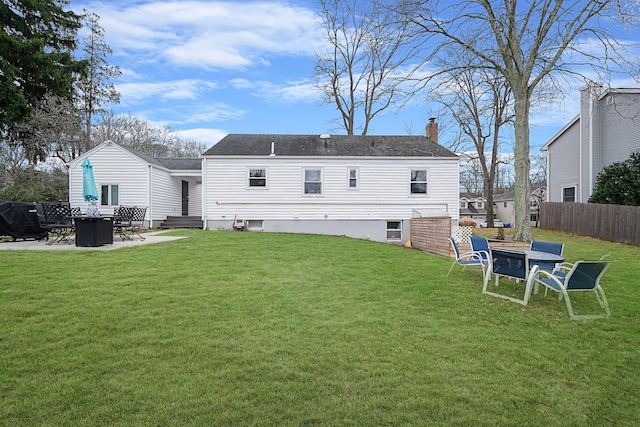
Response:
[530,240,564,271]
[469,236,491,267]
[128,207,147,240]
[483,249,540,305]
[534,260,612,319]
[446,237,486,277]
[113,206,133,241]
[38,202,75,244]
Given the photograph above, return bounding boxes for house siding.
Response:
[69,144,150,213]
[547,120,581,202]
[545,86,640,203]
[204,157,459,243]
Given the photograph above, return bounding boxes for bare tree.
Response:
[433,48,514,227]
[75,10,121,152]
[16,94,82,167]
[314,0,425,135]
[94,111,206,158]
[400,0,632,241]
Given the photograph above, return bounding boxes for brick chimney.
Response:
[426,118,438,143]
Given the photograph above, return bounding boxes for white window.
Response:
[562,186,576,202]
[410,170,427,194]
[248,168,267,188]
[100,184,119,206]
[476,201,484,209]
[348,168,358,189]
[387,221,402,240]
[247,220,263,230]
[304,169,322,195]
[460,201,467,209]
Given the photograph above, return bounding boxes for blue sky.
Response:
[70,0,640,151]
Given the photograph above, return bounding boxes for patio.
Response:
[0,230,187,250]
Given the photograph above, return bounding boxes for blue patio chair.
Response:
[530,240,564,271]
[483,249,539,305]
[469,236,491,267]
[534,260,612,319]
[446,237,486,277]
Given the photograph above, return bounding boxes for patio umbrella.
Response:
[82,158,99,201]
[82,158,100,216]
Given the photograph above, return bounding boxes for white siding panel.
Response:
[69,144,149,212]
[205,157,459,223]
[151,168,182,220]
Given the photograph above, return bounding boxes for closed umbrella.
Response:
[82,158,100,216]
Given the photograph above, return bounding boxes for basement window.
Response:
[386,221,402,240]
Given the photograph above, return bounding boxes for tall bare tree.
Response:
[75,10,121,152]
[94,111,206,158]
[400,0,633,241]
[433,48,514,226]
[314,0,425,135]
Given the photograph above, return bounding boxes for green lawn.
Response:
[2,229,639,425]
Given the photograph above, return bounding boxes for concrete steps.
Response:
[159,216,203,229]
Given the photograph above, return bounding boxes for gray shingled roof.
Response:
[203,134,457,158]
[157,158,201,170]
[116,144,201,170]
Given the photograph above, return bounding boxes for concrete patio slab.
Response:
[0,231,188,251]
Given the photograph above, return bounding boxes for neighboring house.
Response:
[493,187,544,227]
[542,83,640,203]
[201,134,460,244]
[459,193,487,224]
[69,141,202,227]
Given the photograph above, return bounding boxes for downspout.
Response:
[148,164,153,228]
[201,157,207,230]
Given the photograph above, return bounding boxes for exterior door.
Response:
[181,180,189,216]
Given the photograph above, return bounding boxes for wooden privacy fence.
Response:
[410,217,451,256]
[541,202,640,247]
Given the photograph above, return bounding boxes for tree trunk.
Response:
[512,89,533,242]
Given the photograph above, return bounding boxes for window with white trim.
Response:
[386,221,402,240]
[304,169,322,194]
[348,168,358,189]
[460,201,467,209]
[410,170,427,194]
[476,201,484,209]
[562,186,576,202]
[248,168,267,188]
[100,184,119,206]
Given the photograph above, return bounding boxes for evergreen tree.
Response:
[589,152,640,206]
[0,0,86,163]
[75,10,121,154]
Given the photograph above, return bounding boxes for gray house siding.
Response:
[544,85,640,203]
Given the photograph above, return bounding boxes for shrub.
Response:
[459,217,477,227]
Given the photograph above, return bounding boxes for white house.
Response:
[542,84,640,203]
[459,193,487,224]
[68,141,202,227]
[493,188,544,227]
[201,134,460,244]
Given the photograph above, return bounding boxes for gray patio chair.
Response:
[446,237,486,277]
[534,260,612,319]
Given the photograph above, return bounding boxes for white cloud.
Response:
[175,127,228,146]
[115,80,218,104]
[79,1,324,71]
[229,78,320,103]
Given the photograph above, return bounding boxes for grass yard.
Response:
[1,229,639,425]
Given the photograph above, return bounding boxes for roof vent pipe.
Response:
[269,141,276,156]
